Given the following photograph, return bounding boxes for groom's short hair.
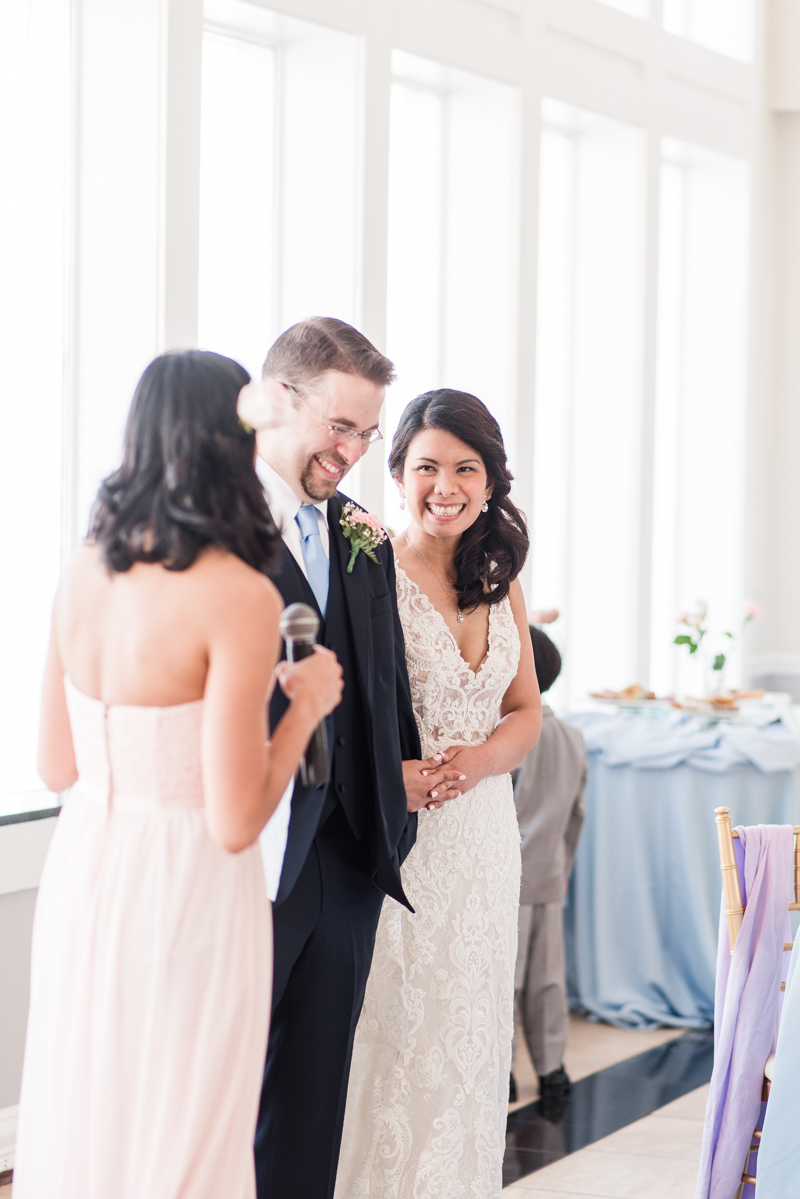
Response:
[263,317,396,389]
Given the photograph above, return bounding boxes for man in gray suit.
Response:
[512,624,586,1109]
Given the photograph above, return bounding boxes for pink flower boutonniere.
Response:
[340,502,388,573]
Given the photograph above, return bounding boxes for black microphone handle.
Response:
[285,639,330,788]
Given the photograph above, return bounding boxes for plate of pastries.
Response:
[590,684,766,713]
[590,684,659,704]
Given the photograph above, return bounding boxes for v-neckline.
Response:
[396,561,491,678]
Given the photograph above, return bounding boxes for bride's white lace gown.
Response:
[335,564,521,1199]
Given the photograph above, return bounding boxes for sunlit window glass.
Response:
[199,0,362,382]
[384,50,519,534]
[663,0,755,62]
[649,139,751,696]
[531,99,646,707]
[198,32,276,378]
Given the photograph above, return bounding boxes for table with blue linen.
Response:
[562,707,800,1030]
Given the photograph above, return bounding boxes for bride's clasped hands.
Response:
[402,752,466,812]
[405,744,497,812]
[417,744,490,807]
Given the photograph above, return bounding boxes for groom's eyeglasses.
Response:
[282,383,384,446]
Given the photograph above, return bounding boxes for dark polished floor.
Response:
[0,1027,713,1198]
[504,1030,714,1188]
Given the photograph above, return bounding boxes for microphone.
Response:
[278,602,331,788]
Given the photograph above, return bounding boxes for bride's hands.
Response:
[430,746,489,798]
[403,754,466,813]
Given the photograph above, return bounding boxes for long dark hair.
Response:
[389,389,528,610]
[90,350,280,574]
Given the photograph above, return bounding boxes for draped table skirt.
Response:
[562,718,800,1030]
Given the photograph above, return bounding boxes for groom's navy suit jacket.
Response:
[267,491,420,911]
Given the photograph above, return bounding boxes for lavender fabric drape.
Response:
[695,824,793,1199]
[754,933,800,1196]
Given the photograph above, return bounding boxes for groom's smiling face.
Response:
[260,369,384,503]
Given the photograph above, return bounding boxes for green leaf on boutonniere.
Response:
[339,502,388,574]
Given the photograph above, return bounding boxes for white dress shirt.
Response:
[255,456,332,900]
[257,458,330,574]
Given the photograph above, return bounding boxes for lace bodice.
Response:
[395,563,520,756]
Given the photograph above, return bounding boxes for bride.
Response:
[335,388,541,1198]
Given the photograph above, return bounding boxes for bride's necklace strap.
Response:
[403,532,464,623]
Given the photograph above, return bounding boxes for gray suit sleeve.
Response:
[562,761,587,881]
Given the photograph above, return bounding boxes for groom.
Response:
[250,318,458,1199]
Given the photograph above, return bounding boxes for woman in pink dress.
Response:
[12,350,342,1199]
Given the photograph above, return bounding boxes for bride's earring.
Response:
[400,495,406,510]
[481,497,489,513]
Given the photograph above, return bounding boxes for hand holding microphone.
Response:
[277,603,342,786]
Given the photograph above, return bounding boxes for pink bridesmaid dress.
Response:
[13,678,272,1199]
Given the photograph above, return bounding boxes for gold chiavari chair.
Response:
[714,806,800,1196]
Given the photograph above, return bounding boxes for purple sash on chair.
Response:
[695,824,793,1199]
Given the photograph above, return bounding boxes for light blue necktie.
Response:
[295,504,329,618]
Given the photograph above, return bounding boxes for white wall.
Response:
[0,890,37,1113]
[752,111,800,690]
[0,818,58,1139]
[749,1,800,694]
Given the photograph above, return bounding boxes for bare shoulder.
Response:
[390,534,409,572]
[194,548,283,623]
[57,542,107,606]
[507,578,528,621]
[62,540,104,580]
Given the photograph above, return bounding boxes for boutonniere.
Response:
[340,502,388,573]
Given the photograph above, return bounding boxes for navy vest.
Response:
[320,537,370,839]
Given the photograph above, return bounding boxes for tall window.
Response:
[199,31,277,379]
[199,1,363,379]
[0,0,70,820]
[663,0,755,62]
[2,0,762,829]
[649,139,751,695]
[531,99,646,707]
[384,51,519,532]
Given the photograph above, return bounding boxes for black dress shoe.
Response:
[538,1065,571,1100]
[538,1066,572,1122]
[509,1072,518,1103]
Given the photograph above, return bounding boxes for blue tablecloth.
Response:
[562,710,800,1030]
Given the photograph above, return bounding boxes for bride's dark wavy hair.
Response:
[90,350,280,574]
[389,389,528,610]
